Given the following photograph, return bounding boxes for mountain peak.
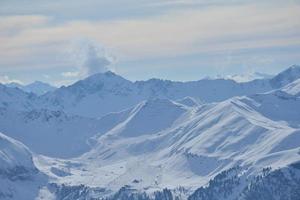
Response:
[142,98,179,108]
[24,81,56,95]
[282,65,300,73]
[177,96,200,107]
[59,71,133,98]
[5,81,56,95]
[271,65,300,88]
[5,82,24,88]
[28,80,52,87]
[82,71,128,83]
[282,78,300,96]
[103,70,117,76]
[110,98,188,137]
[133,98,187,117]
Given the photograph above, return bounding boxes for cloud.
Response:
[43,74,51,79]
[61,71,79,78]
[0,75,23,84]
[0,15,49,36]
[223,72,274,83]
[0,1,299,72]
[62,39,115,79]
[76,42,114,76]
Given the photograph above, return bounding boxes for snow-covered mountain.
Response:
[1,65,299,119]
[6,81,56,95]
[0,107,129,158]
[27,85,298,199]
[5,82,24,89]
[23,81,56,95]
[176,96,202,107]
[40,71,138,118]
[0,132,37,178]
[67,88,299,192]
[0,98,194,158]
[0,65,299,199]
[39,65,300,118]
[282,78,300,96]
[0,83,37,111]
[0,132,48,200]
[270,65,300,88]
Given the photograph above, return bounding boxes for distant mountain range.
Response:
[0,65,300,200]
[2,65,300,118]
[6,81,56,95]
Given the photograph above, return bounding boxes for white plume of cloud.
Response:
[61,71,79,78]
[81,43,111,75]
[64,39,116,78]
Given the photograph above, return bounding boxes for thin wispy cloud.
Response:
[0,0,299,84]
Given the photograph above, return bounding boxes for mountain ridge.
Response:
[38,66,300,118]
[5,81,56,95]
[0,65,299,199]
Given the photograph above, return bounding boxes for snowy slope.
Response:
[176,97,201,107]
[0,83,37,111]
[1,66,299,119]
[40,71,140,118]
[39,73,270,118]
[0,132,48,200]
[1,65,300,199]
[241,91,300,127]
[270,65,300,88]
[22,81,56,95]
[106,98,189,138]
[0,132,36,175]
[282,78,300,96]
[34,88,300,195]
[0,108,115,158]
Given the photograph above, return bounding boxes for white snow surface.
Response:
[0,132,34,171]
[0,132,48,200]
[0,65,300,199]
[176,96,201,107]
[34,87,300,193]
[0,108,120,158]
[0,83,36,111]
[2,65,300,119]
[282,78,300,96]
[39,71,274,118]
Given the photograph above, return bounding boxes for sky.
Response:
[0,0,300,86]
